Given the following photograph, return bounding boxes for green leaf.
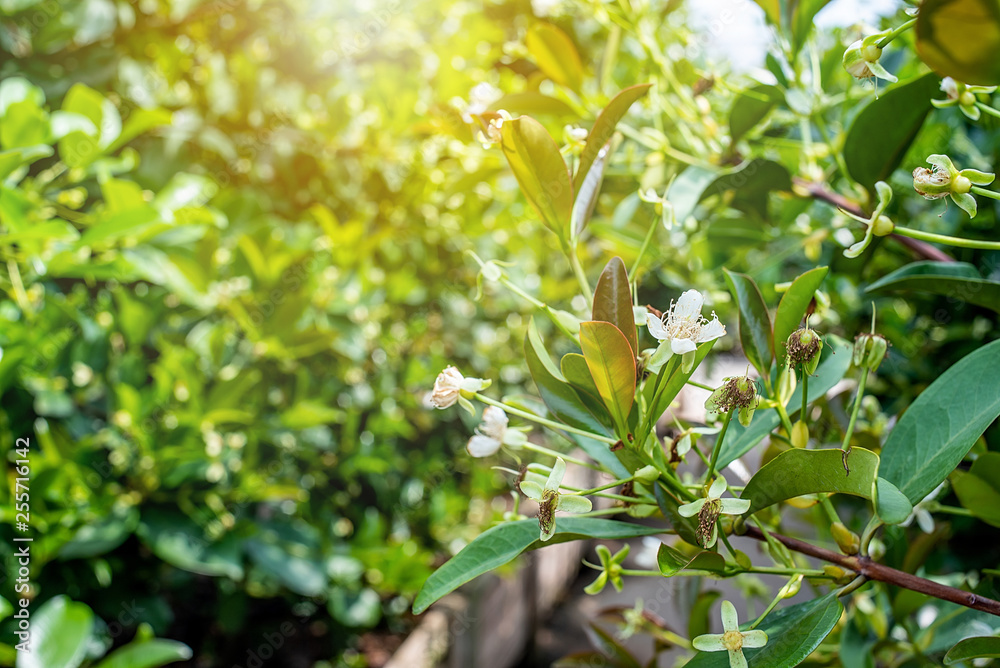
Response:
[499,116,573,241]
[843,73,941,190]
[667,165,720,224]
[0,144,53,181]
[579,321,637,437]
[16,596,93,668]
[917,0,1000,85]
[723,268,773,376]
[136,509,244,579]
[656,543,726,576]
[716,335,852,468]
[751,0,781,26]
[685,594,843,668]
[489,92,576,119]
[0,77,45,117]
[866,261,1000,313]
[945,636,1000,665]
[729,84,783,143]
[58,506,140,559]
[1,99,50,150]
[526,23,584,92]
[525,319,612,436]
[592,256,637,357]
[876,477,914,525]
[412,518,662,614]
[584,624,641,668]
[573,84,652,193]
[773,266,828,363]
[93,639,193,668]
[560,352,616,433]
[952,452,1000,527]
[880,339,1000,504]
[791,0,834,55]
[62,83,120,148]
[740,448,880,517]
[280,401,344,429]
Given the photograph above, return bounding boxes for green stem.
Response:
[706,409,734,482]
[819,496,841,525]
[876,18,917,49]
[575,477,635,495]
[800,369,809,423]
[568,245,593,302]
[835,575,869,598]
[750,579,794,630]
[893,225,1000,250]
[860,516,883,556]
[499,276,545,309]
[637,356,680,444]
[927,503,974,517]
[841,367,868,453]
[686,379,715,392]
[971,185,1000,201]
[474,394,618,445]
[577,507,630,518]
[775,402,796,438]
[975,102,1000,119]
[629,213,660,282]
[522,443,601,470]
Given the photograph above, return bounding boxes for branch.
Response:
[743,526,1000,617]
[792,177,956,263]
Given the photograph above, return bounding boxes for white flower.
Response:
[678,475,750,548]
[428,366,489,410]
[645,291,726,372]
[519,457,592,541]
[842,30,897,84]
[692,600,768,668]
[466,406,528,457]
[901,483,945,534]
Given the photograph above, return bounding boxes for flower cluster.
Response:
[932,77,997,121]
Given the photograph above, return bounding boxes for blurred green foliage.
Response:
[0,0,998,666]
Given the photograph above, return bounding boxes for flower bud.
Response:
[705,374,759,427]
[822,565,855,585]
[830,522,861,555]
[791,420,809,448]
[853,333,888,373]
[779,574,803,599]
[842,30,897,83]
[776,364,797,406]
[786,327,823,375]
[633,465,660,483]
[912,166,952,199]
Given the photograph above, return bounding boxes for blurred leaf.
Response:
[917,0,1000,85]
[688,590,723,641]
[740,447,880,516]
[92,638,193,668]
[752,0,781,26]
[866,261,1000,313]
[723,268,773,376]
[773,266,828,363]
[499,116,573,241]
[945,636,1000,664]
[952,452,1000,527]
[328,588,382,628]
[280,401,343,429]
[490,92,576,118]
[881,339,1000,504]
[0,77,44,116]
[137,510,243,579]
[592,256,638,356]
[573,84,652,193]
[0,144,53,181]
[843,73,940,190]
[16,596,93,668]
[526,23,584,92]
[729,84,783,143]
[579,320,636,436]
[1,99,49,149]
[412,518,662,614]
[584,623,641,668]
[791,0,834,55]
[58,507,140,559]
[667,165,719,224]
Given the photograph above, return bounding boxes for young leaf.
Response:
[579,321,637,437]
[592,256,638,357]
[740,448,880,517]
[525,23,584,92]
[412,518,662,614]
[773,266,828,363]
[917,0,1000,85]
[866,261,1000,313]
[573,84,652,193]
[880,339,1000,504]
[723,268,774,376]
[499,116,574,242]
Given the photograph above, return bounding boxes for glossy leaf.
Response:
[740,448,880,517]
[579,321,637,436]
[723,268,773,376]
[945,636,1000,665]
[773,266,828,363]
[843,73,941,190]
[16,596,93,668]
[412,518,663,614]
[499,116,573,241]
[526,23,584,92]
[525,319,611,436]
[93,639,193,668]
[592,256,638,356]
[717,335,851,468]
[866,261,1000,313]
[880,339,1000,504]
[657,543,726,576]
[876,477,914,525]
[573,84,652,193]
[917,0,1000,85]
[952,452,1000,527]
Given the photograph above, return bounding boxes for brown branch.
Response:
[792,177,956,263]
[743,526,1000,617]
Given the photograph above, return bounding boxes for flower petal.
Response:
[584,572,608,595]
[867,60,897,83]
[874,181,893,214]
[539,518,556,542]
[698,317,727,343]
[720,600,740,632]
[719,498,752,515]
[678,498,707,517]
[595,544,613,566]
[557,494,593,514]
[674,290,705,319]
[927,154,957,175]
[742,630,768,649]
[546,457,567,492]
[519,481,544,501]
[930,98,955,109]
[960,103,982,121]
[705,522,719,548]
[709,475,728,499]
[691,634,727,652]
[467,435,501,458]
[671,337,698,355]
[916,508,935,534]
[960,168,996,186]
[843,226,874,259]
[728,648,749,668]
[646,312,670,341]
[951,191,978,217]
